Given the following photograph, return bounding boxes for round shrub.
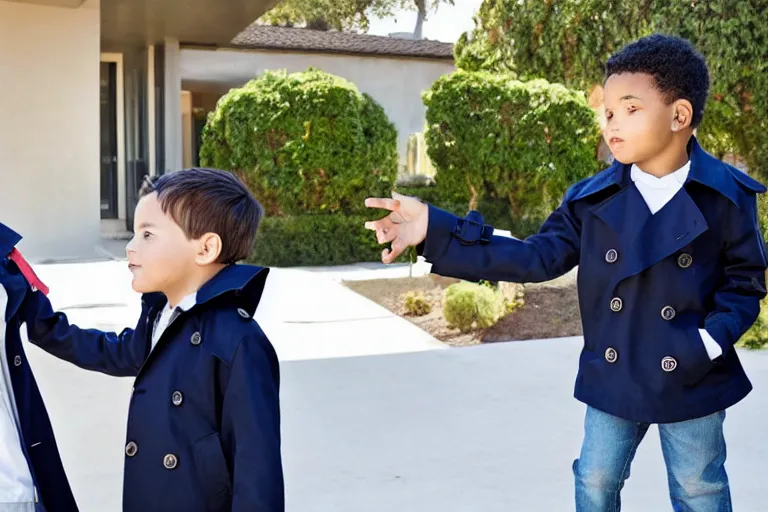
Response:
[200,68,398,216]
[423,71,602,219]
[403,291,431,317]
[443,281,505,333]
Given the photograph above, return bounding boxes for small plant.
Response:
[443,282,505,333]
[403,291,431,317]
[498,281,525,314]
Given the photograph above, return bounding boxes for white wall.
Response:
[179,48,455,167]
[0,0,100,262]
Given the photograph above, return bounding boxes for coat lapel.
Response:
[591,181,709,287]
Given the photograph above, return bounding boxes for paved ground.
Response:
[19,260,768,511]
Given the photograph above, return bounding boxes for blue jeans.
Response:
[573,407,731,512]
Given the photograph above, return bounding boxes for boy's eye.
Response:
[143,231,153,240]
[626,105,637,113]
[605,111,613,120]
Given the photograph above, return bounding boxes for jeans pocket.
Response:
[193,432,232,512]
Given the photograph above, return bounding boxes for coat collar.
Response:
[0,223,22,258]
[142,264,270,315]
[570,137,751,206]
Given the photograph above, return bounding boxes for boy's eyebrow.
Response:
[138,222,156,230]
[620,95,642,101]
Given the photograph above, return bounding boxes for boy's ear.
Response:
[195,233,223,265]
[672,100,694,131]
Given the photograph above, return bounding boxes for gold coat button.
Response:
[163,454,178,470]
[610,297,623,312]
[661,306,676,321]
[125,441,138,457]
[677,253,693,268]
[661,356,678,372]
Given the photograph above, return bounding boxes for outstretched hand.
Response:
[364,192,429,264]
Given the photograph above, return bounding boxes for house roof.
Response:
[230,24,455,60]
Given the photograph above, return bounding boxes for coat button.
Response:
[661,306,676,321]
[13,356,21,367]
[661,356,678,372]
[190,332,201,346]
[172,391,183,407]
[125,441,138,457]
[604,347,618,363]
[605,249,618,264]
[237,308,251,319]
[163,454,178,470]
[677,253,693,268]
[610,297,623,312]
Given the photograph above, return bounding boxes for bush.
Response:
[200,68,398,216]
[738,295,768,350]
[403,291,431,316]
[248,214,407,267]
[443,281,506,333]
[423,71,603,220]
[395,185,547,238]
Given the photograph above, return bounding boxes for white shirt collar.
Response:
[166,292,197,313]
[631,160,691,188]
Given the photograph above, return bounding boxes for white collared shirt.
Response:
[631,161,723,360]
[151,292,197,350]
[0,286,36,509]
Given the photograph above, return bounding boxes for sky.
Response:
[366,0,483,43]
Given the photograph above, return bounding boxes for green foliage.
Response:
[443,281,506,332]
[738,295,768,350]
[248,214,407,267]
[454,0,768,179]
[403,291,432,316]
[200,68,397,216]
[260,0,453,32]
[423,71,602,221]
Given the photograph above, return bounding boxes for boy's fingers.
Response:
[365,217,392,232]
[382,239,407,264]
[376,226,397,244]
[365,197,401,212]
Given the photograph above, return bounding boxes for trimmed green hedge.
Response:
[200,68,398,216]
[248,214,407,267]
[423,71,603,221]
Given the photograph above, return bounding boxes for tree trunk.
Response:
[413,0,426,39]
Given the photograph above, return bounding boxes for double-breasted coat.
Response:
[421,138,767,423]
[0,223,78,511]
[21,263,283,511]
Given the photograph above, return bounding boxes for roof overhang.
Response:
[101,0,279,48]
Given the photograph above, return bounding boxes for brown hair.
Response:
[139,168,263,264]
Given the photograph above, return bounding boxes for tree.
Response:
[454,0,768,178]
[260,0,453,36]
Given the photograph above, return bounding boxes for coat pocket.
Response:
[668,323,717,386]
[192,432,232,512]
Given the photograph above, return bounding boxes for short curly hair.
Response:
[605,34,710,128]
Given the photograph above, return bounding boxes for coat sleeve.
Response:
[703,192,768,356]
[20,288,146,377]
[221,327,284,511]
[421,192,582,284]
